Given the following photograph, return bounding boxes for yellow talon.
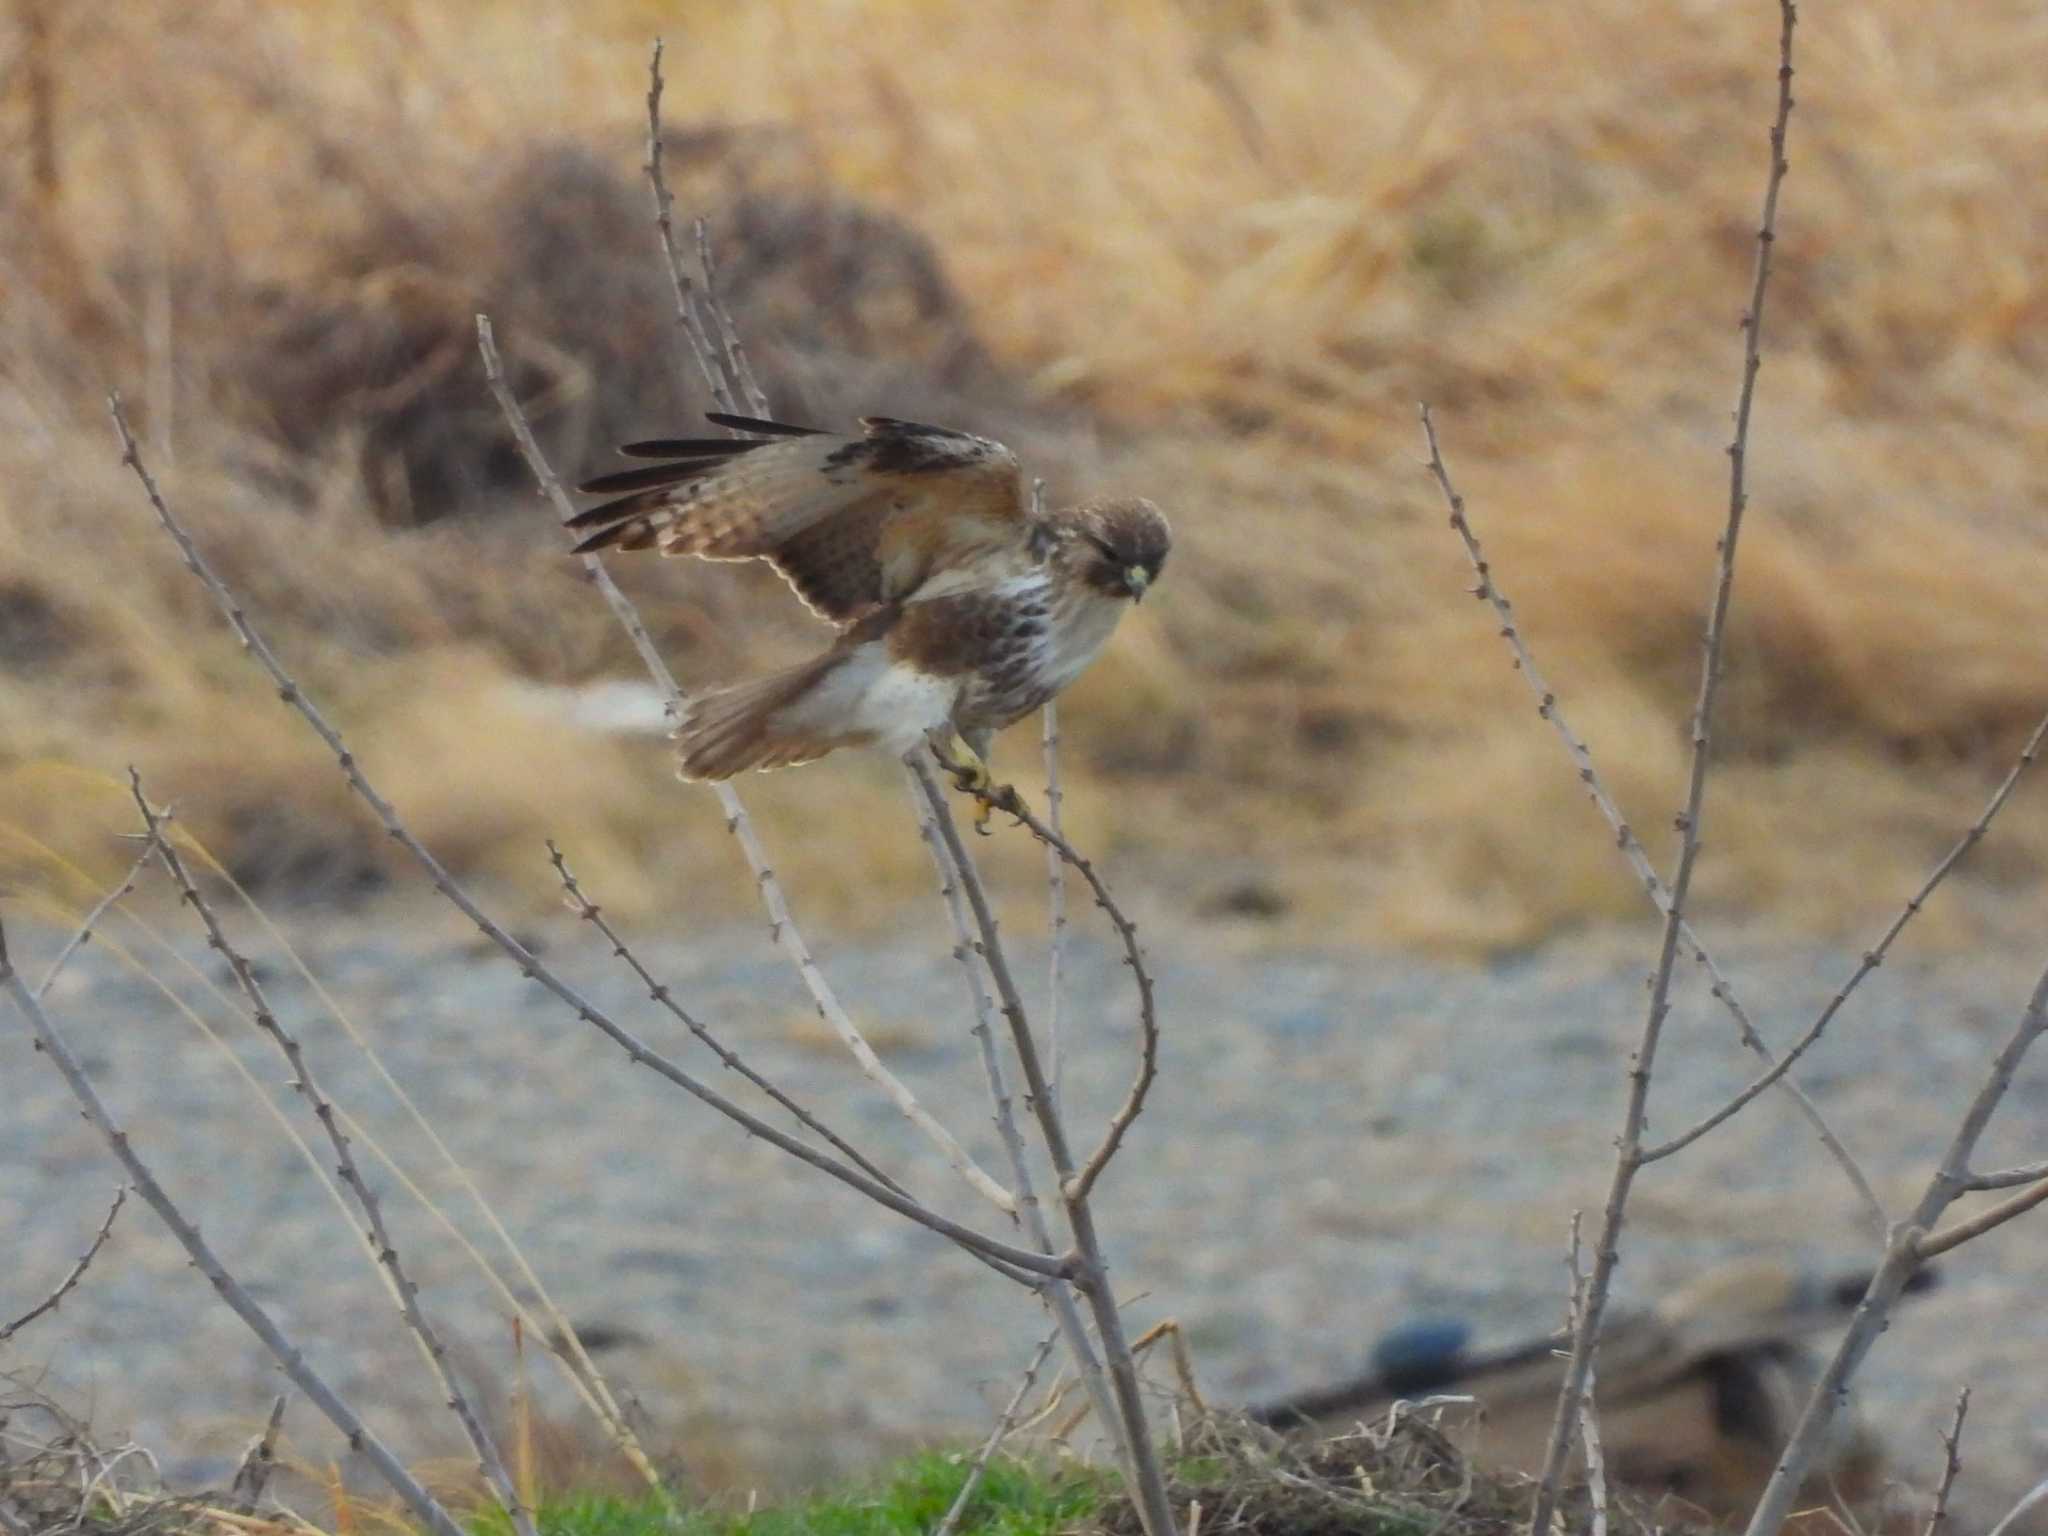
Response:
[931,735,1018,835]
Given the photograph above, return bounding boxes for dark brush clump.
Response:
[206,130,1026,528]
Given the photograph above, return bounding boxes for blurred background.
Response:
[3,0,2045,949]
[4,0,2048,1527]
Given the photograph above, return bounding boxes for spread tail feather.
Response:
[676,654,857,780]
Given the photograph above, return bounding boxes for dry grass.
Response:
[3,0,2045,950]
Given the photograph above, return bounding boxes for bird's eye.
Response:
[1087,536,1118,561]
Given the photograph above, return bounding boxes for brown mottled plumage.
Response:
[570,413,1170,782]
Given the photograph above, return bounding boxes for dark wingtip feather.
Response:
[576,458,733,497]
[616,438,756,459]
[563,482,672,531]
[569,512,662,554]
[568,520,629,554]
[704,411,823,437]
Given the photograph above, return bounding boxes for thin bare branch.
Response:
[1921,1388,1968,1536]
[906,765,1048,1215]
[189,856,651,1476]
[0,1186,125,1343]
[228,1396,288,1516]
[545,839,909,1199]
[1564,1216,1608,1536]
[1034,477,1070,1112]
[1418,403,1881,1227]
[1648,704,2048,1164]
[1917,1174,2048,1261]
[0,912,467,1536]
[906,760,1131,1472]
[1987,1472,2048,1536]
[972,782,1160,1204]
[642,41,721,405]
[475,321,1013,1217]
[692,216,772,420]
[35,841,158,1000]
[1042,701,1068,1111]
[1530,8,1800,1530]
[111,392,1056,1281]
[1745,959,2048,1535]
[128,771,538,1536]
[1962,1158,2048,1192]
[919,785,1176,1536]
[934,1326,1061,1536]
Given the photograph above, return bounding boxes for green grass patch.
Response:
[473,1452,1103,1536]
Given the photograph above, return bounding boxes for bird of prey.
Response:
[568,412,1169,820]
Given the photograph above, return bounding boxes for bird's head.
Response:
[1067,497,1171,602]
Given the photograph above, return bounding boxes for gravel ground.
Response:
[4,901,2044,1524]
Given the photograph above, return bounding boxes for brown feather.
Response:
[569,413,1032,624]
[676,655,848,780]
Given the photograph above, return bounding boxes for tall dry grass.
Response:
[3,0,2045,948]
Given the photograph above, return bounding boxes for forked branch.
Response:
[128,770,538,1536]
[1524,7,1801,1530]
[0,912,467,1536]
[1418,405,1880,1228]
[0,1186,125,1344]
[1744,961,2048,1535]
[969,781,1160,1203]
[918,781,1176,1536]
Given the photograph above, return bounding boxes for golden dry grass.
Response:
[3,0,2045,951]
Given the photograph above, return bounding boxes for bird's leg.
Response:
[929,731,1024,835]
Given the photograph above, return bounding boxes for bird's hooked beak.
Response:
[1123,565,1151,601]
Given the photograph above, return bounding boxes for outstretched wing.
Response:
[568,413,1030,623]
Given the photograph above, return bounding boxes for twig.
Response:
[1042,702,1068,1111]
[545,839,908,1199]
[0,912,467,1536]
[1647,704,2048,1165]
[1916,1173,2048,1261]
[1987,1472,2048,1536]
[127,772,539,1536]
[1962,1156,2048,1191]
[692,216,771,420]
[1034,475,1068,1113]
[1529,9,1800,1531]
[228,1396,288,1516]
[919,788,1177,1536]
[34,840,159,1000]
[1564,1215,1608,1536]
[974,784,1160,1205]
[46,851,649,1493]
[110,393,1057,1281]
[906,761,1135,1481]
[1418,405,1881,1229]
[933,1327,1060,1536]
[1921,1388,1968,1536]
[642,40,722,407]
[117,388,657,1486]
[188,857,654,1482]
[1744,960,2048,1536]
[1122,1318,1210,1419]
[0,1186,125,1343]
